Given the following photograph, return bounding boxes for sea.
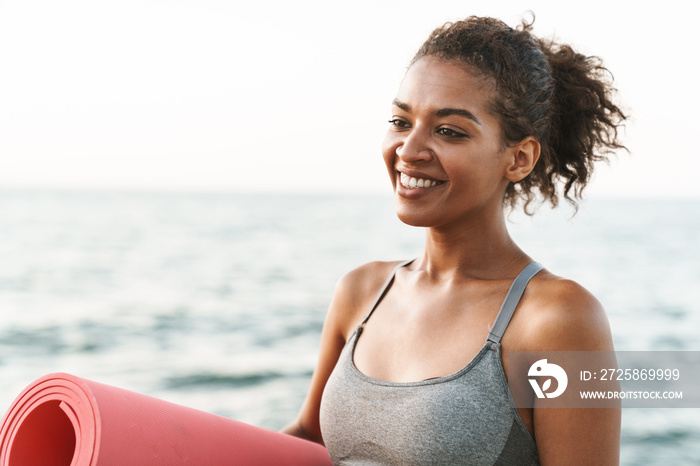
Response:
[0,188,698,465]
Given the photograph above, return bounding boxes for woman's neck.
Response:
[416,211,528,282]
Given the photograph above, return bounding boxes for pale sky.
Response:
[1,0,698,198]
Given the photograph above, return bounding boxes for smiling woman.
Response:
[282,15,626,466]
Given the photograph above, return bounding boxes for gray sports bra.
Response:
[319,260,543,465]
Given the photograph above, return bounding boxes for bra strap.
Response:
[486,262,544,344]
[359,259,415,327]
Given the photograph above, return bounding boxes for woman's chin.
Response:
[394,204,437,228]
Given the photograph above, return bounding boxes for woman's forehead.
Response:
[395,57,496,118]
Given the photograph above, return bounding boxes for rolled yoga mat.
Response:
[0,373,331,465]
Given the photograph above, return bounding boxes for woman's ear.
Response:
[505,136,541,183]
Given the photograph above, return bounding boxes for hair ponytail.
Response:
[538,33,627,208]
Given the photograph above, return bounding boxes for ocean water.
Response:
[0,189,698,464]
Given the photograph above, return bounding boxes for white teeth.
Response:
[400,173,441,189]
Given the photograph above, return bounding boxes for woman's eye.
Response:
[388,118,410,129]
[437,127,467,138]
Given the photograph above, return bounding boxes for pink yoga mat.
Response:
[0,373,331,465]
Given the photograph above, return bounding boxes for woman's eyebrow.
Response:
[434,107,481,126]
[392,99,481,126]
[392,99,411,111]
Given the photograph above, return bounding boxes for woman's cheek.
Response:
[381,135,399,181]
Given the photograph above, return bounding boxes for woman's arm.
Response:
[281,261,397,444]
[526,278,620,466]
[280,291,346,442]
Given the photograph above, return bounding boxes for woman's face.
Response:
[382,56,513,228]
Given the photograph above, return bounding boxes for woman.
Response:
[283,15,626,465]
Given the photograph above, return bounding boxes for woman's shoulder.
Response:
[515,269,615,352]
[328,260,408,338]
[336,259,407,294]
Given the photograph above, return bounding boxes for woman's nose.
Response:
[395,129,433,163]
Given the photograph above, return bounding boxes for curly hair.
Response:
[411,16,627,213]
